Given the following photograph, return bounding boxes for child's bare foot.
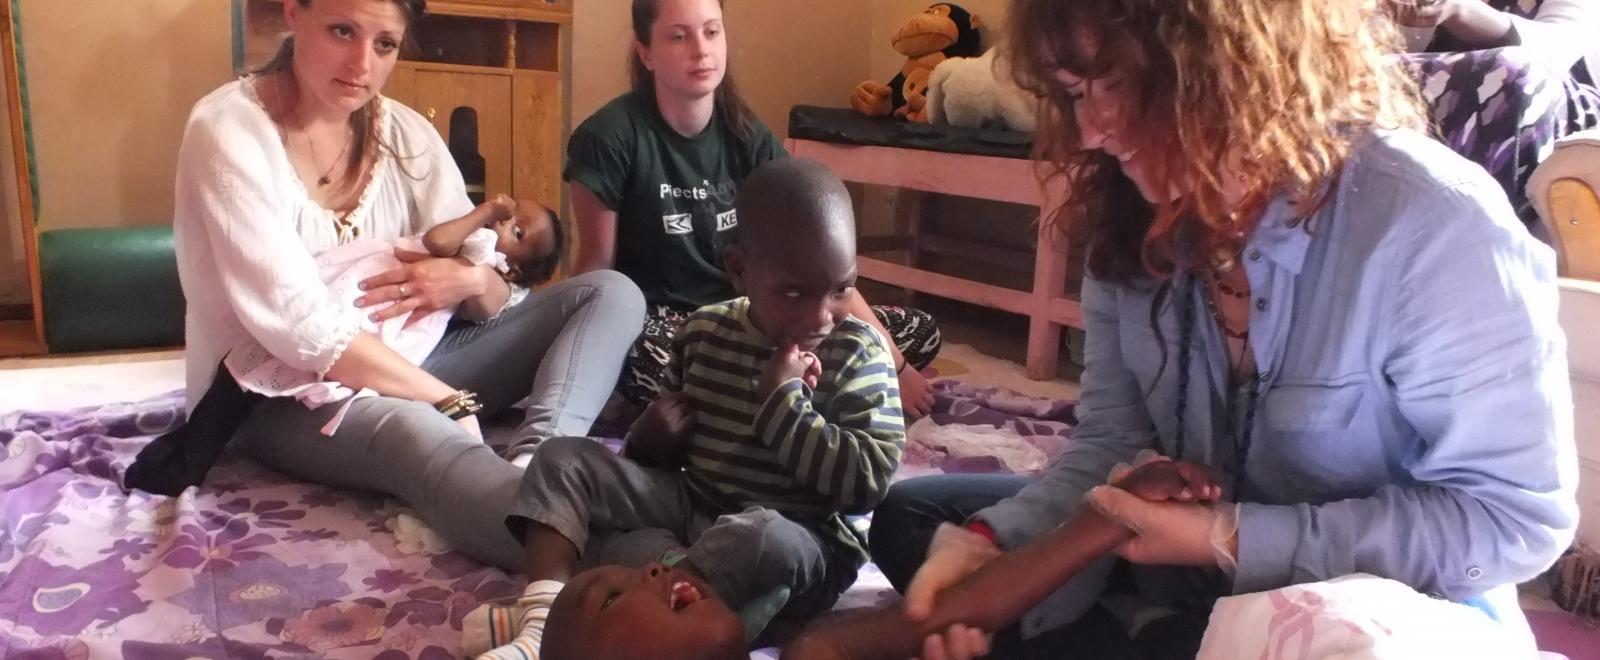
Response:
[1114,459,1223,503]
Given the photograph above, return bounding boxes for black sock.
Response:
[124,362,263,496]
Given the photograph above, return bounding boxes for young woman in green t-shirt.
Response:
[564,0,944,419]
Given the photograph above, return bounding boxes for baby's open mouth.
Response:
[670,579,703,611]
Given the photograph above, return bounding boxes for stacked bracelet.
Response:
[433,389,483,420]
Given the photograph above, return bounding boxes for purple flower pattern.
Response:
[364,569,422,593]
[0,382,1072,657]
[0,391,534,658]
[0,555,150,636]
[161,520,275,571]
[203,497,307,530]
[171,555,352,632]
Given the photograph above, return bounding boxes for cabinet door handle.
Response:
[426,107,437,119]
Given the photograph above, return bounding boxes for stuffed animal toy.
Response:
[927,47,1038,132]
[851,3,984,122]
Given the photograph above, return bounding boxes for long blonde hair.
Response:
[1010,0,1426,282]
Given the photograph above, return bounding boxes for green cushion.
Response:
[39,227,183,352]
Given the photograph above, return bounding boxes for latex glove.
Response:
[1105,449,1167,484]
[905,523,1002,621]
[1108,452,1225,503]
[918,623,992,660]
[1085,485,1240,573]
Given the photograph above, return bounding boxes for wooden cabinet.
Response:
[0,0,42,356]
[408,67,514,201]
[234,0,569,208]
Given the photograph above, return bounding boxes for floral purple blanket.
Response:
[1,382,1075,658]
[1,392,522,659]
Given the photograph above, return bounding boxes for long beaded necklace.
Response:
[1204,267,1250,340]
[1172,271,1263,498]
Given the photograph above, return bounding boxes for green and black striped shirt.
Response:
[666,298,906,560]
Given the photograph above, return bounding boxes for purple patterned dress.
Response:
[1405,0,1600,229]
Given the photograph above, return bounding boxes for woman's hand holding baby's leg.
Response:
[1087,457,1238,570]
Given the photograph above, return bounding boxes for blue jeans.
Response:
[232,271,646,570]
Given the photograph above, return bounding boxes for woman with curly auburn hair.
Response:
[864,0,1577,657]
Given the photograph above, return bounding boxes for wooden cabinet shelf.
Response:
[0,0,41,356]
[234,0,569,208]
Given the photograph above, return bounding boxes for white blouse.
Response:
[173,78,475,411]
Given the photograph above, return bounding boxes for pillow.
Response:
[1197,574,1537,660]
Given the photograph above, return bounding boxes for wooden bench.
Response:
[787,138,1080,380]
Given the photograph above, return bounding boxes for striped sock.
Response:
[461,603,520,656]
[465,580,563,659]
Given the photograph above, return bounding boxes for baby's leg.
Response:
[581,527,689,570]
[507,436,695,578]
[686,509,852,641]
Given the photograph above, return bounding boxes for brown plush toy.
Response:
[851,3,984,122]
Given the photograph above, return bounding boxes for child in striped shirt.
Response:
[472,158,906,659]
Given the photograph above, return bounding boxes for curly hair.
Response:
[1010,0,1426,283]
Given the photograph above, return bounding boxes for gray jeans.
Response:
[508,436,857,618]
[231,271,645,570]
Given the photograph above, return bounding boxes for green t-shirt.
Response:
[564,91,787,309]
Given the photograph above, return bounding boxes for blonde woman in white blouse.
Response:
[170,0,644,569]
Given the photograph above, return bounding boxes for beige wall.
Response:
[9,0,977,240]
[573,0,870,140]
[574,0,1013,128]
[18,0,232,231]
[571,2,632,127]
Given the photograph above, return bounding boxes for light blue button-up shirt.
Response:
[977,130,1577,637]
